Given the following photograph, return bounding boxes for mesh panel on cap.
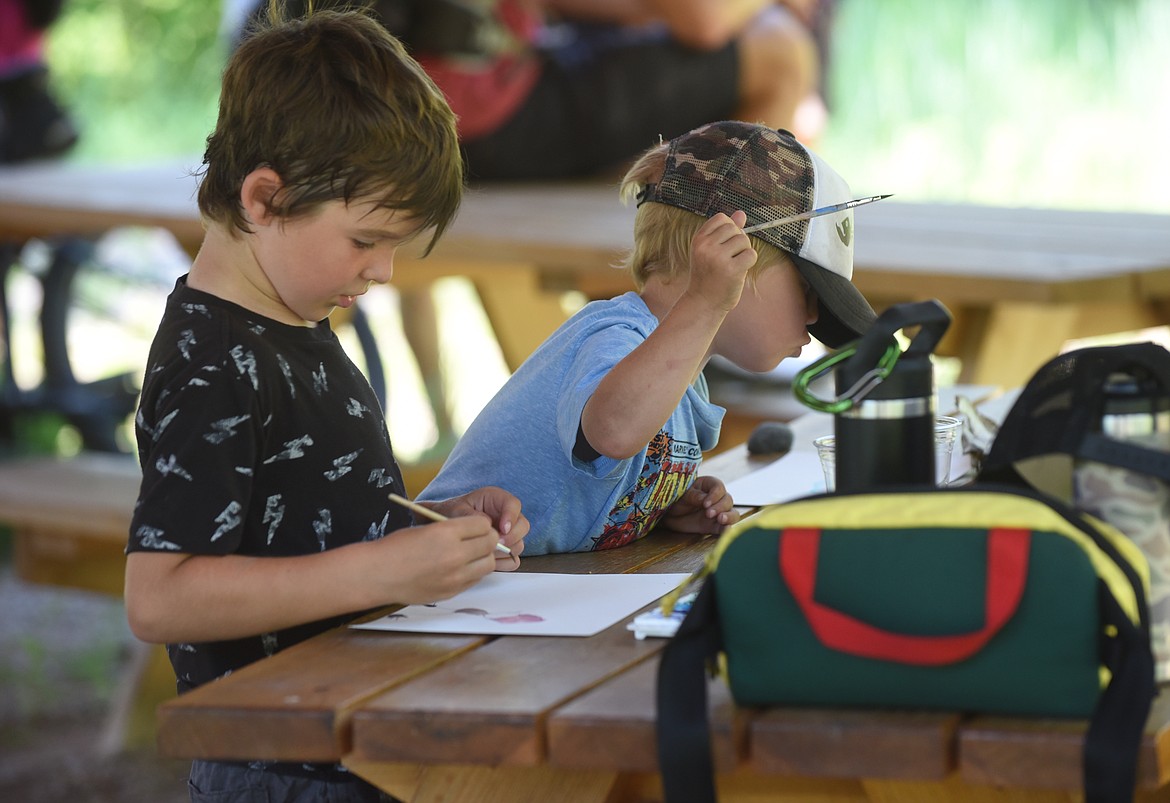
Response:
[650,123,817,258]
[636,120,876,347]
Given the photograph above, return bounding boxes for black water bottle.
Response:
[833,300,952,492]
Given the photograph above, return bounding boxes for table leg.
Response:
[470,268,579,373]
[968,300,1165,388]
[97,640,175,755]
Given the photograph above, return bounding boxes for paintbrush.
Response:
[742,194,892,234]
[388,493,513,556]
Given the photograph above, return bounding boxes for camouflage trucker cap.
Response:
[637,121,877,348]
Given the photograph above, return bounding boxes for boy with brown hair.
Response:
[420,120,878,555]
[123,8,527,801]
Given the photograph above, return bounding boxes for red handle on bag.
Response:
[779,527,1030,666]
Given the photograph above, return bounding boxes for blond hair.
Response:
[618,141,790,291]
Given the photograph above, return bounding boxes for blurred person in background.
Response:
[0,0,78,162]
[398,0,833,179]
[236,0,834,179]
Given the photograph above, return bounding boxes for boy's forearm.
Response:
[124,546,379,644]
[582,297,725,458]
[541,0,657,25]
[645,0,777,49]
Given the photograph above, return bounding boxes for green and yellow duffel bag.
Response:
[656,484,1155,803]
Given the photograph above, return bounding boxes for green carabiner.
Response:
[793,341,902,414]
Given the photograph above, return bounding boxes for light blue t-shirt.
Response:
[419,292,725,555]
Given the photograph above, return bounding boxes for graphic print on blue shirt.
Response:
[591,431,701,550]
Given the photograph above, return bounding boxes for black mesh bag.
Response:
[980,342,1170,488]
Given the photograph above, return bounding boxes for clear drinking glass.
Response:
[814,415,962,492]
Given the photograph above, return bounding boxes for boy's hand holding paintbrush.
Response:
[390,493,524,567]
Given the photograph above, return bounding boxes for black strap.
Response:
[1083,582,1157,803]
[656,580,723,803]
[1078,432,1170,484]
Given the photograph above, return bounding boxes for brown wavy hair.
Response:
[197,4,463,254]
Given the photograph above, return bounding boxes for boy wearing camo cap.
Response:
[421,120,880,555]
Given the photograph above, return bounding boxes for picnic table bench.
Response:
[0,451,139,596]
[3,159,1170,387]
[0,451,170,752]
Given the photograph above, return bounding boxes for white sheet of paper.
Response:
[724,449,826,507]
[351,571,692,637]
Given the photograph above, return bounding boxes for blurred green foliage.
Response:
[822,0,1169,211]
[41,0,1170,210]
[46,0,223,162]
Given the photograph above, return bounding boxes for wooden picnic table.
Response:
[5,389,1165,794]
[3,159,1170,386]
[150,442,1170,803]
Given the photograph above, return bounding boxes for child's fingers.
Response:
[703,490,736,520]
[419,517,504,563]
[695,476,729,502]
[494,549,521,572]
[695,215,757,279]
[450,487,529,540]
[717,508,743,527]
[670,485,707,515]
[699,211,750,246]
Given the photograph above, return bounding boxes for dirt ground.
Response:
[0,564,190,802]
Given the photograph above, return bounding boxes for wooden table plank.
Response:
[547,657,740,774]
[517,528,707,577]
[861,202,1170,262]
[958,687,1170,792]
[156,519,714,764]
[546,657,958,782]
[346,529,710,769]
[157,626,489,762]
[749,707,959,780]
[0,159,207,251]
[341,761,626,803]
[349,622,667,767]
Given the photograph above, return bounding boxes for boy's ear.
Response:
[240,167,284,227]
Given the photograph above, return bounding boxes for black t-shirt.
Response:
[128,277,411,692]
